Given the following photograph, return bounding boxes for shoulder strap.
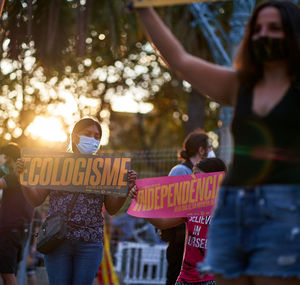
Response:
[65,193,80,217]
[181,160,193,171]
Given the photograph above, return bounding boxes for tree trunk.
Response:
[185,88,205,135]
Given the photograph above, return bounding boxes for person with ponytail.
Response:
[159,130,212,285]
[169,130,213,176]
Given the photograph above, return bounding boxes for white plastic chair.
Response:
[114,242,168,285]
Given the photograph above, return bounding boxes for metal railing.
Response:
[101,148,180,179]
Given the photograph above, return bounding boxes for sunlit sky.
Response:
[23,96,152,145]
[26,116,67,142]
[23,89,153,146]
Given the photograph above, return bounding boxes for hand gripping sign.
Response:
[20,149,131,196]
[127,171,224,218]
[133,0,228,7]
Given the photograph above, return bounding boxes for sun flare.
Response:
[26,116,67,142]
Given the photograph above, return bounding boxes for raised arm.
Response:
[104,169,137,215]
[136,7,239,106]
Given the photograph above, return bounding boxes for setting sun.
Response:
[25,116,67,142]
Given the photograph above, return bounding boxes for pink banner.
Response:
[127,172,224,218]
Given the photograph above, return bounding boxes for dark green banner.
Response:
[20,149,131,196]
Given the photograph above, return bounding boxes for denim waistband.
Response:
[218,184,300,207]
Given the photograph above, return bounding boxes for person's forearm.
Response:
[22,187,49,207]
[136,7,186,71]
[136,7,239,106]
[104,196,127,216]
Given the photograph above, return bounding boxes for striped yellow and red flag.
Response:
[0,0,5,18]
[133,0,228,7]
[96,226,120,285]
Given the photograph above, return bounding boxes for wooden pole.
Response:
[0,0,5,18]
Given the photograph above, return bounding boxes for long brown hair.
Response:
[234,0,300,87]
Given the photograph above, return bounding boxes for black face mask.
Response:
[251,36,287,63]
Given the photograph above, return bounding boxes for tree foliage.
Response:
[0,0,223,150]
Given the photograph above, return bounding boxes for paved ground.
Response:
[0,267,49,285]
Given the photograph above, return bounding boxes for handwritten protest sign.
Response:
[127,172,224,218]
[133,0,227,7]
[20,149,131,196]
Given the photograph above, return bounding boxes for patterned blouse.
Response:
[47,191,104,243]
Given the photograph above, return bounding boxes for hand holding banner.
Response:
[127,171,224,218]
[133,0,228,7]
[20,149,131,196]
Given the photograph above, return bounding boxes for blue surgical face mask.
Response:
[1,164,9,174]
[77,135,100,154]
[207,150,216,158]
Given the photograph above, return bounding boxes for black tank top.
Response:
[223,81,300,186]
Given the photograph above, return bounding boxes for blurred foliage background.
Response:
[0,0,240,152]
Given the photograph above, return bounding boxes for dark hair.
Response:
[178,130,209,161]
[234,0,300,86]
[0,142,21,161]
[195,158,227,173]
[71,118,102,152]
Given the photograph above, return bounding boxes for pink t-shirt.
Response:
[177,215,214,283]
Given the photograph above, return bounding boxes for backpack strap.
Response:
[181,160,194,171]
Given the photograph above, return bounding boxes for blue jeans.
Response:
[204,185,300,279]
[44,239,103,285]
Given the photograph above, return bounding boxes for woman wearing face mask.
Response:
[18,118,137,285]
[134,0,300,284]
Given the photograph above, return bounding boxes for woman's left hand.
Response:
[128,185,138,199]
[128,169,137,186]
[15,158,25,178]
